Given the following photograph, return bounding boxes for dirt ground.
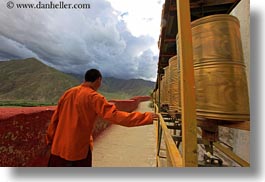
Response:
[92,101,156,167]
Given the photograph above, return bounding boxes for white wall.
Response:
[230,0,250,91]
[230,0,250,163]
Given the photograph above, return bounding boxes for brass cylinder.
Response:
[168,55,179,112]
[191,14,249,121]
[176,36,182,112]
[163,66,170,106]
[153,89,158,105]
[160,76,165,106]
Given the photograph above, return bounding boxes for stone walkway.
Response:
[92,101,156,167]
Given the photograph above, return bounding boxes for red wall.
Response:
[109,96,151,112]
[0,96,151,166]
[0,107,55,166]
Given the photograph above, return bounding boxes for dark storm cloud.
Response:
[0,0,158,80]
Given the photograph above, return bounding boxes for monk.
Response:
[46,69,157,167]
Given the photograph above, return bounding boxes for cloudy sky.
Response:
[0,0,163,81]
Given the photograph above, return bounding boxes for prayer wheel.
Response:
[176,37,181,112]
[160,76,166,106]
[164,66,170,107]
[155,89,159,104]
[168,55,179,113]
[155,89,159,105]
[191,14,249,121]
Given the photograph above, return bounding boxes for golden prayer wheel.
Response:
[176,37,182,112]
[168,55,179,113]
[155,89,159,104]
[160,76,166,106]
[191,14,249,121]
[164,66,170,107]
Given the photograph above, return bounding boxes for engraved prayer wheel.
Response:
[164,66,170,107]
[155,89,159,104]
[176,36,182,112]
[168,55,179,113]
[160,76,166,106]
[191,14,250,121]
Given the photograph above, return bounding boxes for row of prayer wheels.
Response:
[154,14,250,122]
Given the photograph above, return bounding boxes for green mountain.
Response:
[70,74,155,100]
[99,77,155,100]
[0,58,155,105]
[0,58,80,104]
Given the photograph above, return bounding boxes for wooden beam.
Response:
[190,0,238,8]
[176,0,198,167]
[169,5,177,11]
[213,142,250,167]
[197,118,250,131]
[218,120,250,131]
[169,0,238,11]
[196,128,250,167]
[159,113,183,167]
[164,38,176,43]
[159,54,176,57]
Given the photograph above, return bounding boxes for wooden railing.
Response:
[154,103,183,167]
[154,102,250,167]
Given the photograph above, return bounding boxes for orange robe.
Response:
[46,82,153,161]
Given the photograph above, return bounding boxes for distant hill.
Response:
[70,74,155,100]
[99,77,154,99]
[0,58,155,104]
[0,58,80,104]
